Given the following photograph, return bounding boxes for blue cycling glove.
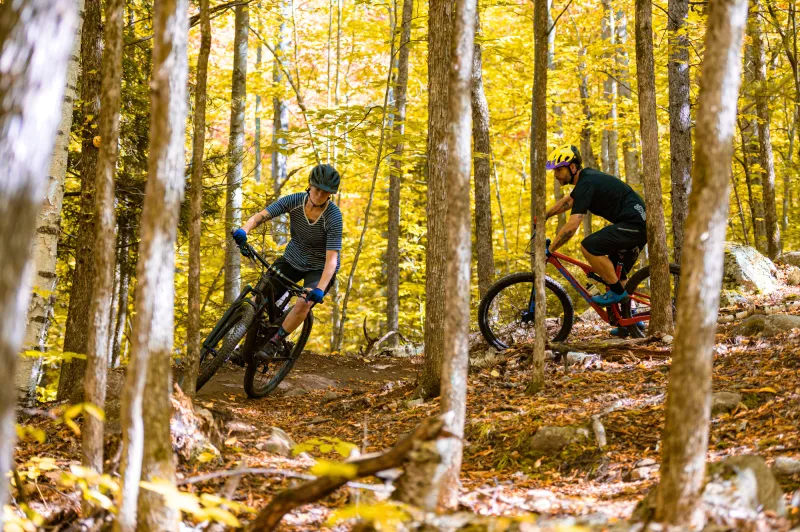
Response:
[306,288,325,303]
[545,238,552,256]
[232,228,247,246]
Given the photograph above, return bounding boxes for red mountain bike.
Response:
[477,244,681,350]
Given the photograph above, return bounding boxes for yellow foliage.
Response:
[309,460,358,479]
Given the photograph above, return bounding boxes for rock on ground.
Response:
[732,314,800,336]
[170,385,223,461]
[256,426,296,457]
[778,251,800,268]
[719,289,751,308]
[711,391,743,416]
[528,425,590,454]
[723,243,778,294]
[773,456,800,476]
[787,267,800,286]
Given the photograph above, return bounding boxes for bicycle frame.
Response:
[546,250,649,327]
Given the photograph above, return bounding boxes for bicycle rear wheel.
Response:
[196,301,254,391]
[621,263,681,338]
[243,310,313,398]
[478,272,574,350]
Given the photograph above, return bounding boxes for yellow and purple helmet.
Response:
[546,144,582,170]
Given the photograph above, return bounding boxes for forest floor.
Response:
[14,300,800,530]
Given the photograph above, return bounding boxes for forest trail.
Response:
[171,315,799,529]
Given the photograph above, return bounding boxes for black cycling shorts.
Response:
[581,222,647,279]
[267,256,336,303]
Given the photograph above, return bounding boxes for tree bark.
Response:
[635,0,674,335]
[616,4,640,188]
[740,49,766,252]
[112,226,131,368]
[224,5,248,304]
[186,0,211,398]
[668,0,692,265]
[0,1,76,526]
[749,0,780,259]
[418,0,451,398]
[472,9,495,299]
[528,0,548,394]
[435,0,476,506]
[58,0,103,403]
[655,0,748,523]
[18,0,85,404]
[271,0,289,246]
[602,0,619,176]
[83,0,124,476]
[115,0,188,529]
[387,0,413,346]
[549,3,566,231]
[576,29,597,237]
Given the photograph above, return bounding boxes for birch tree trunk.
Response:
[527,0,548,394]
[254,3,262,183]
[602,0,619,176]
[387,0,413,347]
[58,0,103,402]
[271,0,290,245]
[112,227,131,368]
[472,9,495,298]
[83,0,124,476]
[668,0,692,265]
[115,0,188,528]
[549,4,566,231]
[576,29,597,237]
[635,0,674,335]
[616,5,641,187]
[418,0,451,398]
[435,0,476,505]
[655,0,748,523]
[224,5,248,304]
[749,0,780,259]
[186,0,211,398]
[18,0,85,404]
[0,1,76,526]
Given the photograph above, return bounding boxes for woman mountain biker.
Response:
[543,144,648,333]
[231,163,342,357]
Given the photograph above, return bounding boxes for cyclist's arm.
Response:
[545,195,574,220]
[241,209,272,233]
[315,250,339,292]
[549,214,583,253]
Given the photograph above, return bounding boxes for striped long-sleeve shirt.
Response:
[266,192,343,272]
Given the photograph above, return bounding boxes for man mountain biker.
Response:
[543,144,647,312]
[231,163,343,358]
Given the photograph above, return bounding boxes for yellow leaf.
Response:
[309,460,358,479]
[196,452,217,463]
[224,436,238,446]
[741,387,778,394]
[490,369,500,377]
[198,507,241,527]
[83,403,105,422]
[318,443,334,454]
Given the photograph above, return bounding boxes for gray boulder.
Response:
[778,251,800,267]
[719,290,751,308]
[711,391,742,416]
[787,267,800,286]
[705,455,786,517]
[528,425,590,454]
[256,427,296,457]
[773,456,800,476]
[723,243,778,294]
[732,314,800,336]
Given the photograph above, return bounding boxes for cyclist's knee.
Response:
[295,299,313,314]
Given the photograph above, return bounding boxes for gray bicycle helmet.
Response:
[309,164,340,194]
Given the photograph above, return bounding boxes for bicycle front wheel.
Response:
[243,310,314,398]
[478,272,574,351]
[196,301,255,391]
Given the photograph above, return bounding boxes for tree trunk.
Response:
[655,0,748,523]
[224,5,248,304]
[18,0,85,404]
[616,3,640,187]
[602,0,619,176]
[740,50,766,252]
[186,0,211,398]
[549,3,566,231]
[387,0,412,346]
[635,0,674,335]
[254,3,262,183]
[432,0,476,507]
[668,0,692,265]
[115,0,188,529]
[418,0,451,398]
[58,0,103,403]
[472,9,495,299]
[749,0,780,259]
[576,31,597,237]
[112,227,131,368]
[0,1,76,526]
[271,0,289,246]
[83,0,124,476]
[528,0,548,394]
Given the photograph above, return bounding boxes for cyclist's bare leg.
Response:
[581,245,619,285]
[279,298,313,334]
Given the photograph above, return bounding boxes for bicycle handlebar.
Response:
[238,240,307,294]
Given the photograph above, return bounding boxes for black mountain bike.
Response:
[195,242,314,398]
